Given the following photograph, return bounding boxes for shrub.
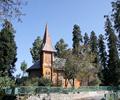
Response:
[38,77,52,86]
[0,76,15,87]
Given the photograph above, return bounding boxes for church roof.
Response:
[26,61,41,72]
[42,24,56,52]
[26,57,66,72]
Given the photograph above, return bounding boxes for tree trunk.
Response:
[65,78,68,88]
[73,78,74,88]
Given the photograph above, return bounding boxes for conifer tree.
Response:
[30,36,42,63]
[112,0,120,51]
[72,24,82,55]
[0,20,17,77]
[105,17,120,86]
[55,38,68,58]
[98,34,107,85]
[84,32,89,45]
[112,0,120,35]
[98,34,107,68]
[90,31,98,53]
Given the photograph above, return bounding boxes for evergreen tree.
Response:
[98,34,107,68]
[105,17,120,86]
[30,36,42,63]
[90,31,98,53]
[20,60,27,77]
[112,0,120,51]
[98,34,108,85]
[55,38,68,58]
[84,32,89,45]
[112,0,120,35]
[72,24,82,55]
[0,20,17,77]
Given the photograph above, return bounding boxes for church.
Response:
[26,25,80,88]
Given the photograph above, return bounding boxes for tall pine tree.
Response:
[30,36,42,63]
[89,31,98,69]
[112,0,120,35]
[55,38,68,58]
[105,17,120,86]
[0,20,17,77]
[84,32,89,45]
[98,34,107,68]
[72,24,82,55]
[90,31,98,53]
[98,34,108,85]
[112,0,120,51]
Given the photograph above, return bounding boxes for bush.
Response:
[38,77,52,86]
[18,77,39,86]
[16,77,52,86]
[0,76,15,87]
[24,77,39,86]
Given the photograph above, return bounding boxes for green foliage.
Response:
[104,17,120,86]
[38,77,52,86]
[97,0,120,86]
[112,0,120,34]
[84,32,89,45]
[77,45,99,86]
[0,20,17,77]
[89,31,98,70]
[90,31,98,53]
[0,76,15,87]
[16,77,39,86]
[20,61,27,77]
[30,36,42,63]
[64,54,80,87]
[64,46,99,86]
[16,77,51,86]
[72,24,82,55]
[111,0,120,51]
[98,34,107,68]
[24,78,39,86]
[64,55,80,80]
[98,34,107,85]
[55,38,68,58]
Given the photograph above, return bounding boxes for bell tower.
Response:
[40,24,55,80]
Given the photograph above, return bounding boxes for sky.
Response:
[12,0,113,76]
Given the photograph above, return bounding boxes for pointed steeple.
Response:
[42,24,55,52]
[43,24,48,43]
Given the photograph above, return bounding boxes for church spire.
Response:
[43,24,48,43]
[42,24,55,52]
